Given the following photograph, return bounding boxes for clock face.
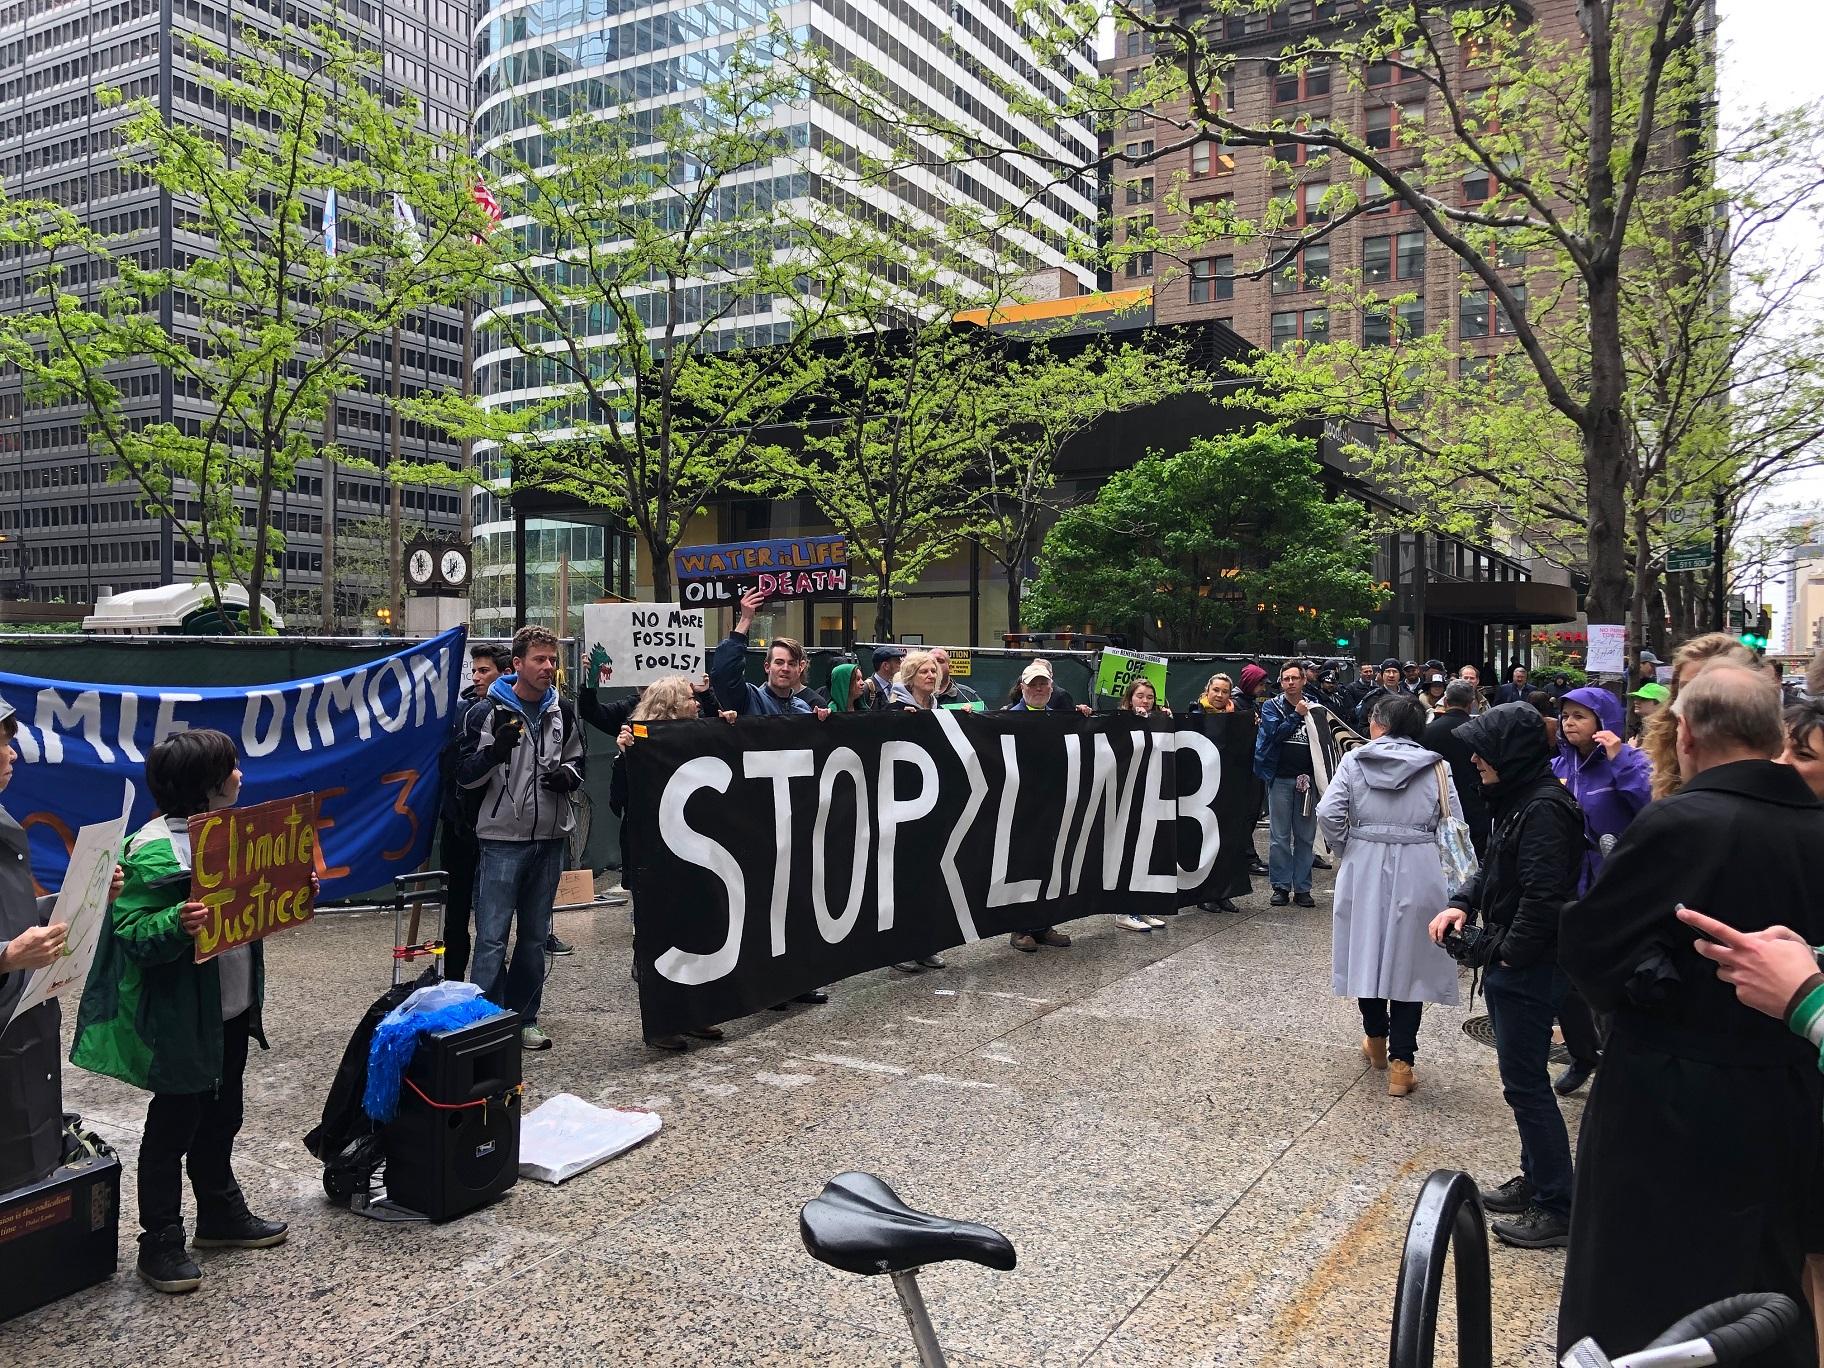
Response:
[440,548,470,587]
[406,548,435,585]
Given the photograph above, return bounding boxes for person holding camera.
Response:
[1428,702,1583,1251]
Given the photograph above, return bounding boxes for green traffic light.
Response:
[1335,637,1350,648]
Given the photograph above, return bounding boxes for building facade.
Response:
[0,0,469,619]
[468,0,1103,638]
[1787,542,1824,656]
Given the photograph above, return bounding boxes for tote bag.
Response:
[1433,762,1480,889]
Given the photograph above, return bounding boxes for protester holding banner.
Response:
[1004,658,1092,715]
[889,651,943,712]
[612,678,735,1052]
[827,662,868,712]
[1119,678,1171,717]
[71,729,297,1294]
[1192,674,1235,714]
[710,588,823,718]
[455,626,585,1052]
[1254,663,1319,908]
[1317,694,1462,1097]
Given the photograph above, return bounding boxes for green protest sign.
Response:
[1095,648,1167,702]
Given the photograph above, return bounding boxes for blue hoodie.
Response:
[1551,685,1653,894]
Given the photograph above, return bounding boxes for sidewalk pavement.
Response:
[4,867,1572,1366]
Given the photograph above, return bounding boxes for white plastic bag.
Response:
[519,1093,662,1184]
[379,979,484,1030]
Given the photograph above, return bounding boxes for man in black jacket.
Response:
[1556,664,1824,1368]
[1354,658,1405,731]
[1429,703,1583,1250]
[1421,681,1490,855]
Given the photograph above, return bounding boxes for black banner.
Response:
[626,711,1257,1036]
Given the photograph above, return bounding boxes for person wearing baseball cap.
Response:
[864,644,905,711]
[1627,680,1669,726]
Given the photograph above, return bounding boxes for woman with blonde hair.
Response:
[1642,632,1757,798]
[1193,673,1235,714]
[889,650,941,711]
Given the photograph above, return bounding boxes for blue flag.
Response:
[0,629,466,896]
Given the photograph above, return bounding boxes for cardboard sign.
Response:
[189,793,320,963]
[583,603,706,688]
[2,780,133,1037]
[672,536,850,606]
[1095,648,1168,702]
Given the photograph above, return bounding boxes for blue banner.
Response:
[0,629,467,896]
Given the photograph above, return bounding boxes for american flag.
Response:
[472,180,502,240]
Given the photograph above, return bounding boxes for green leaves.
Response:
[1025,431,1384,652]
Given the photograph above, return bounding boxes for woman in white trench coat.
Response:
[1316,691,1464,1098]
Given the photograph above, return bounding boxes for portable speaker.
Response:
[382,1011,521,1222]
[0,1150,120,1323]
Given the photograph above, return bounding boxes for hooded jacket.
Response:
[1551,685,1653,895]
[1445,703,1584,969]
[827,662,862,712]
[455,674,585,842]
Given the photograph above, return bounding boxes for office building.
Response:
[0,0,470,620]
[470,0,1102,638]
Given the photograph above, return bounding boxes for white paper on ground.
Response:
[519,1092,662,1184]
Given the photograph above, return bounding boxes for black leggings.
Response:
[1359,998,1423,1064]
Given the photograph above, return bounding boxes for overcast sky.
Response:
[1714,1,1824,639]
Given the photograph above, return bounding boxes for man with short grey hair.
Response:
[1556,662,1824,1364]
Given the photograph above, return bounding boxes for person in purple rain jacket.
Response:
[1551,685,1655,895]
[1546,683,1655,1097]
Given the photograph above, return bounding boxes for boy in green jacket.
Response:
[71,729,295,1294]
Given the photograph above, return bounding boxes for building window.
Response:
[1495,234,1526,269]
[1273,62,1330,104]
[1464,152,1522,203]
[1272,242,1329,294]
[1397,294,1426,337]
[1191,140,1235,177]
[1459,285,1522,338]
[1364,307,1392,347]
[1368,100,1425,150]
[1189,191,1234,222]
[1124,176,1154,206]
[1189,255,1234,304]
[1364,235,1392,284]
[1295,180,1329,225]
[1367,46,1424,86]
[1124,139,1155,162]
[1271,307,1328,350]
[1365,173,1409,214]
[1123,215,1153,279]
[1396,230,1425,279]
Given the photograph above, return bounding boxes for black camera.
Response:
[1442,922,1500,968]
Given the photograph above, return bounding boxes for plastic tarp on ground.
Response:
[518,1093,662,1184]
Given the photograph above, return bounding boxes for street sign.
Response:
[1665,500,1710,574]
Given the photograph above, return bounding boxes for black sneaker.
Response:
[1207,897,1240,914]
[1293,891,1316,908]
[1249,858,1270,876]
[1269,888,1290,907]
[1478,1174,1534,1215]
[1553,1059,1597,1096]
[1312,855,1332,870]
[193,1210,288,1249]
[545,934,575,956]
[1493,1205,1570,1249]
[137,1231,202,1294]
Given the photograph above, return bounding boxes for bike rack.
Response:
[1388,1168,1493,1368]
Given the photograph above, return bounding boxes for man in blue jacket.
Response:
[709,587,827,717]
[1254,661,1318,907]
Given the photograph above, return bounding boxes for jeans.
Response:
[440,820,478,982]
[1483,962,1574,1218]
[471,837,565,1026]
[1267,775,1316,892]
[139,1010,250,1240]
[1359,999,1423,1064]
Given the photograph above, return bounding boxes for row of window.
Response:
[1268,286,1525,349]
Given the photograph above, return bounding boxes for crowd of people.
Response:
[7,595,1824,1363]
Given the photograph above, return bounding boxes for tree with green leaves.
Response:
[422,50,884,604]
[1024,430,1383,653]
[0,23,488,633]
[966,333,1204,634]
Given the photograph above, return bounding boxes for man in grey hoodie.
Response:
[456,625,585,1051]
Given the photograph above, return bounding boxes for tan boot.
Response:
[1361,1036,1388,1071]
[1388,1060,1417,1097]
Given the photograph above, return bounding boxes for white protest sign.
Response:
[4,779,133,1035]
[583,604,706,688]
[1586,623,1627,674]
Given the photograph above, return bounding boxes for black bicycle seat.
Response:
[799,1171,1017,1276]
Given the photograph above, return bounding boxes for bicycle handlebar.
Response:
[1569,1292,1802,1368]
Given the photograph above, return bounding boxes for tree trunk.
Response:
[1005,565,1022,636]
[248,453,278,635]
[650,533,672,602]
[1581,271,1631,626]
[1628,495,1652,670]
[874,593,893,643]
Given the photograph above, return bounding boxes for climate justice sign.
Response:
[625,710,1256,1035]
[672,535,850,606]
[190,793,321,962]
